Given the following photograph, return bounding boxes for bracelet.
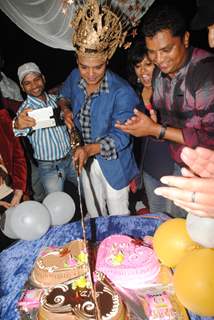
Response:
[158,124,167,139]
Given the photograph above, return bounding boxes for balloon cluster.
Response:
[153,218,214,317]
[1,192,75,241]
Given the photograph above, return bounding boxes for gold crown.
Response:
[70,0,144,59]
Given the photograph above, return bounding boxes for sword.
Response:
[69,126,101,320]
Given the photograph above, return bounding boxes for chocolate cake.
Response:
[37,272,126,320]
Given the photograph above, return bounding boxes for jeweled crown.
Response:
[70,0,145,58]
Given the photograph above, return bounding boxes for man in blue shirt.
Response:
[58,0,140,217]
[13,62,77,195]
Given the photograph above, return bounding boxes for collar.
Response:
[78,73,109,95]
[27,91,49,104]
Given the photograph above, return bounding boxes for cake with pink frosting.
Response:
[96,234,160,289]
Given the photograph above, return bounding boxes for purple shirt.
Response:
[152,47,214,164]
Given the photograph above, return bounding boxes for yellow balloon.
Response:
[173,248,214,316]
[153,218,200,268]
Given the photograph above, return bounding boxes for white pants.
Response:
[82,159,130,218]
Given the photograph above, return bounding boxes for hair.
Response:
[142,4,187,38]
[127,39,148,89]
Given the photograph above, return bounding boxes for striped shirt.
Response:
[78,75,117,160]
[14,93,71,161]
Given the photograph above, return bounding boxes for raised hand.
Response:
[155,175,214,217]
[115,108,159,137]
[181,146,214,178]
[14,108,35,129]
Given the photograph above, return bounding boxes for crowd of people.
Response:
[0,0,214,251]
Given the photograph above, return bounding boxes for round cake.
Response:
[37,272,126,320]
[31,240,88,287]
[96,234,160,289]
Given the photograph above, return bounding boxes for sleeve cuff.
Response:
[96,136,117,160]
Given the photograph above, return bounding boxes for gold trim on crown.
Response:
[71,0,125,58]
[71,0,139,58]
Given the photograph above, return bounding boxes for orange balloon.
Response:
[153,218,200,268]
[173,248,214,316]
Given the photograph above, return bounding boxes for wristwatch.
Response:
[158,124,167,140]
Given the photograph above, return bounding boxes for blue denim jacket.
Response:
[60,68,139,189]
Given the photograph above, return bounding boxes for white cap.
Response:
[18,62,41,84]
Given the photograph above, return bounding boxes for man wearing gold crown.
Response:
[58,0,140,217]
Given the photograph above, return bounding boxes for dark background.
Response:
[0,0,211,90]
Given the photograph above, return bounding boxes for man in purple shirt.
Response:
[116,4,214,217]
[152,1,214,218]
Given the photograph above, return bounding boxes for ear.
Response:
[183,31,190,48]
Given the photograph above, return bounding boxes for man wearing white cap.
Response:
[13,62,78,195]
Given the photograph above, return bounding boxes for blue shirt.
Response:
[78,75,117,160]
[14,93,71,161]
[60,68,139,189]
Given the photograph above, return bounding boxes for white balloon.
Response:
[1,207,18,239]
[10,201,51,240]
[43,191,75,226]
[186,213,214,248]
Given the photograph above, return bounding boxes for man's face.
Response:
[76,54,107,89]
[145,29,189,77]
[208,24,214,48]
[21,72,45,99]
